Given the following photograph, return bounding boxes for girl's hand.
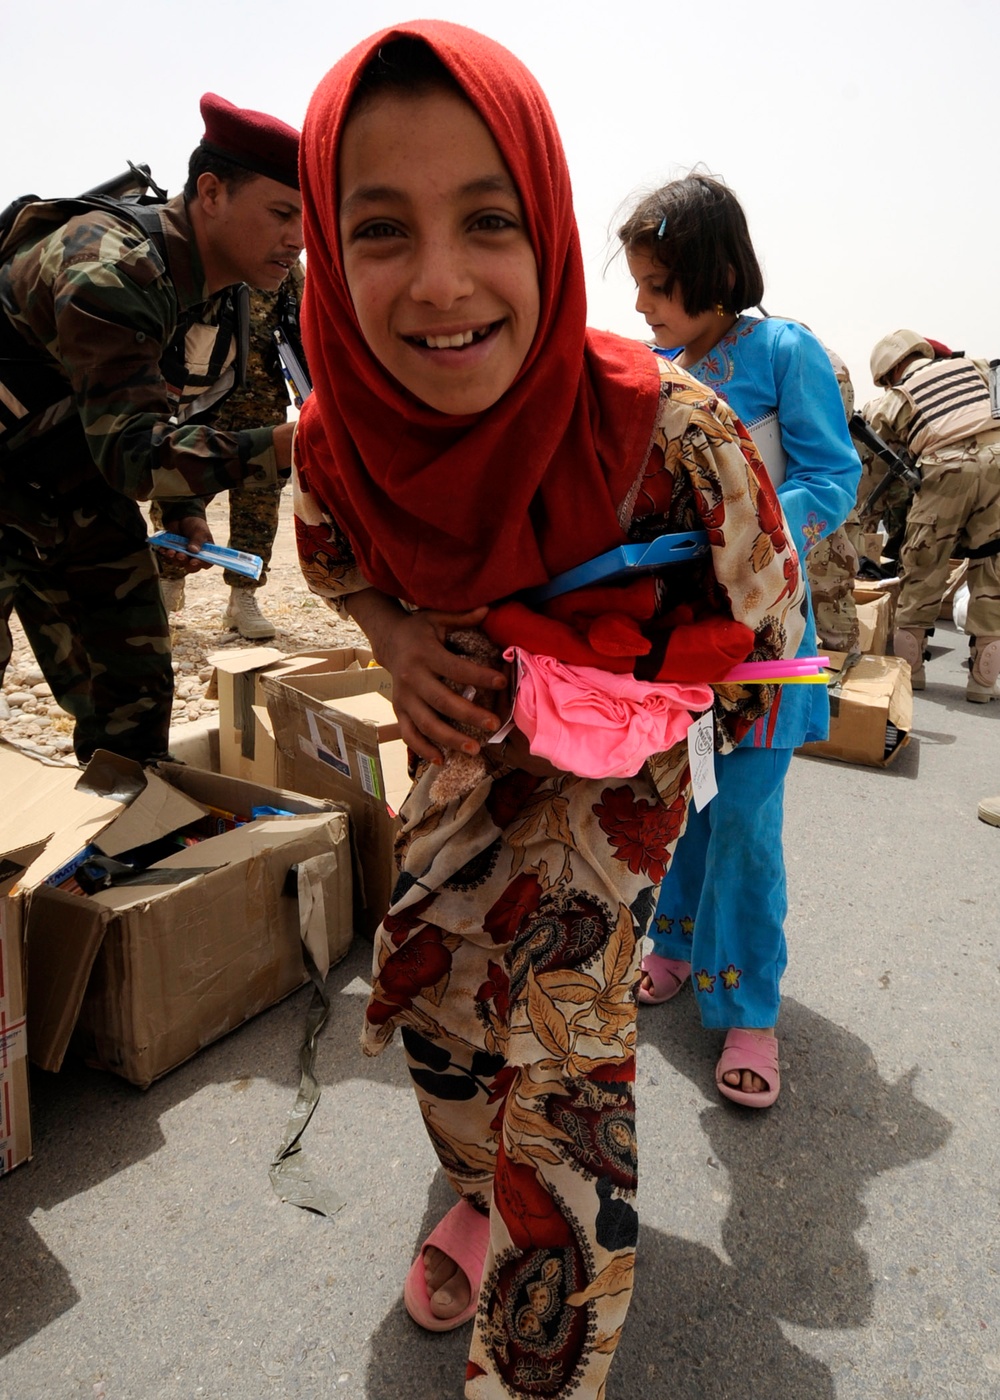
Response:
[345,595,507,765]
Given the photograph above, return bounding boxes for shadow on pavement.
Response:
[911,685,1000,717]
[0,937,396,1360]
[796,733,921,779]
[365,996,952,1399]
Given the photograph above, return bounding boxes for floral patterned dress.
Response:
[294,356,805,1399]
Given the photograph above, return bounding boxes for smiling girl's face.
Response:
[338,87,541,416]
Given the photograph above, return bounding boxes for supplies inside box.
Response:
[6,748,353,1089]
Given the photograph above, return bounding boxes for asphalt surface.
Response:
[1,619,997,1400]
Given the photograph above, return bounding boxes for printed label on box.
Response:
[357,753,383,802]
[0,1015,27,1068]
[305,709,351,777]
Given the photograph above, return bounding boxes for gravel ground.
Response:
[0,494,367,765]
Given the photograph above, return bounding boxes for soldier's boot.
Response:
[892,627,927,690]
[977,796,1000,827]
[967,635,1000,704]
[225,587,276,640]
[160,577,186,614]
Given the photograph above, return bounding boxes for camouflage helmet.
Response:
[870,329,934,387]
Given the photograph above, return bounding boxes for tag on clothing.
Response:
[487,648,520,747]
[687,711,717,812]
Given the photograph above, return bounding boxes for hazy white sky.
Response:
[5,0,995,397]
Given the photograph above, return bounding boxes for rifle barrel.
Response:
[849,413,920,491]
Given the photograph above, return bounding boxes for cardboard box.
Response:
[853,585,894,656]
[2,747,353,1089]
[263,672,409,940]
[0,840,48,1174]
[210,646,326,786]
[210,645,385,787]
[328,690,402,742]
[798,651,912,768]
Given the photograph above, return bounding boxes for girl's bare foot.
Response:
[422,1245,472,1320]
[638,954,691,1004]
[721,1026,776,1095]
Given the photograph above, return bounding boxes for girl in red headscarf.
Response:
[295,21,805,1398]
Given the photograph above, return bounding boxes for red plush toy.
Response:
[483,578,754,684]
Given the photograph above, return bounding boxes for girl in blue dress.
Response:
[618,175,860,1107]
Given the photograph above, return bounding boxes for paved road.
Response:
[1,619,996,1400]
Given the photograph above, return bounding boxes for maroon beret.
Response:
[199,92,300,190]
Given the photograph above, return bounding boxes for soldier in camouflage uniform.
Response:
[854,395,912,557]
[154,262,304,639]
[0,94,302,763]
[855,342,964,565]
[806,348,862,651]
[869,329,1000,702]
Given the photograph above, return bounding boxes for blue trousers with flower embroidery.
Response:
[648,745,792,1029]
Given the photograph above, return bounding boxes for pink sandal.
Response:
[638,953,691,1004]
[715,1028,780,1108]
[403,1198,491,1331]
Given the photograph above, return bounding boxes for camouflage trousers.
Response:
[896,438,1000,634]
[806,513,861,652]
[856,457,911,561]
[0,515,173,764]
[149,483,285,590]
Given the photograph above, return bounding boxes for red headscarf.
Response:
[296,20,660,610]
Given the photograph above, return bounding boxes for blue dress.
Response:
[649,316,860,1029]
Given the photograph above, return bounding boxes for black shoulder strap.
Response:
[276,279,308,373]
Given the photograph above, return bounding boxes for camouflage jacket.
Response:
[0,194,283,544]
[213,261,304,434]
[867,357,997,457]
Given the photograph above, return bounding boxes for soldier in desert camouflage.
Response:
[853,396,913,559]
[0,94,301,762]
[868,329,1000,701]
[854,339,965,567]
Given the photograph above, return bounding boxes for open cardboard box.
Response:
[262,675,409,940]
[853,584,897,656]
[0,746,352,1090]
[798,651,912,768]
[210,645,388,787]
[0,839,49,1173]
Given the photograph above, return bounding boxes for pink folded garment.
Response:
[504,648,714,778]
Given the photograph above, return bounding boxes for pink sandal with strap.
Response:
[638,953,691,1004]
[403,1198,491,1332]
[715,1028,780,1108]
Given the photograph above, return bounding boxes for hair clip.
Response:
[656,217,667,239]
